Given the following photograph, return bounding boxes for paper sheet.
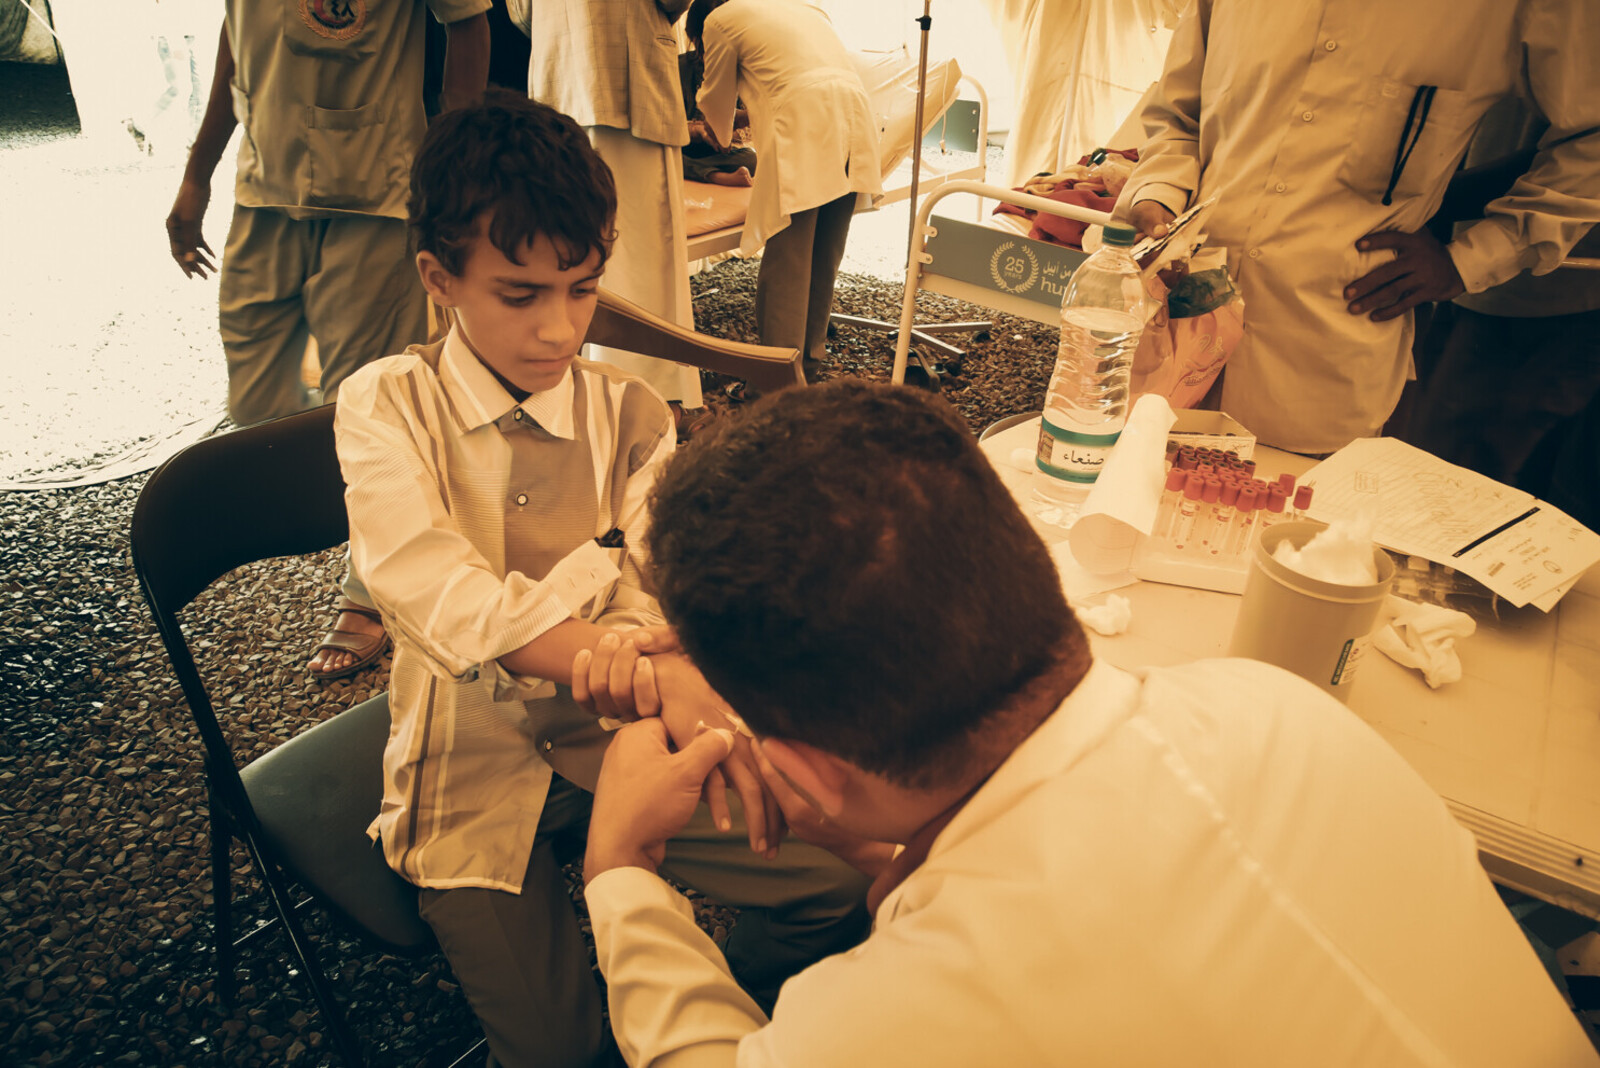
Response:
[1067,394,1177,574]
[1302,438,1600,609]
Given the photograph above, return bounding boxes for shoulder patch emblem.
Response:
[300,0,367,41]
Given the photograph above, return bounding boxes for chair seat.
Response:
[240,694,433,952]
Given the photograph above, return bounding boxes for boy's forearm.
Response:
[498,618,613,688]
[183,23,239,187]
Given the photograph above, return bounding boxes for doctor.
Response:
[690,0,881,370]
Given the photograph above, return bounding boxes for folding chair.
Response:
[130,405,484,1068]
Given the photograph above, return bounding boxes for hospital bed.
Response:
[683,50,989,263]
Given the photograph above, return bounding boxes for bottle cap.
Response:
[1266,486,1287,513]
[1165,468,1187,492]
[1238,488,1257,512]
[1294,485,1314,510]
[1220,482,1239,507]
[1177,452,1197,470]
[1202,479,1222,503]
[1243,460,1257,474]
[1277,472,1297,493]
[1102,223,1138,247]
[1183,474,1204,500]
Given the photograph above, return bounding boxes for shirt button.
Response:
[1301,111,1314,122]
[543,740,553,752]
[1274,182,1287,193]
[513,410,524,421]
[1323,39,1337,51]
[516,493,528,506]
[1248,248,1262,260]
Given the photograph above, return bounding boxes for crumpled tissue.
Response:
[1272,515,1380,586]
[1371,595,1475,688]
[1073,594,1132,636]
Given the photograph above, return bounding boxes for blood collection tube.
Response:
[1226,487,1258,555]
[1293,484,1314,520]
[1213,482,1239,555]
[1242,459,1257,478]
[1172,474,1204,551]
[1153,467,1187,538]
[1198,478,1223,549]
[1258,485,1288,537]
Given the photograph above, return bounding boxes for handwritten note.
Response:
[1302,438,1600,608]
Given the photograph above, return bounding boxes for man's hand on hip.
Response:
[1346,229,1465,322]
[584,719,734,884]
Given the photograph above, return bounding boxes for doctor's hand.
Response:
[1345,228,1465,322]
[751,740,895,878]
[166,178,215,279]
[584,718,734,884]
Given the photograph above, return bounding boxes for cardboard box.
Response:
[1168,409,1255,460]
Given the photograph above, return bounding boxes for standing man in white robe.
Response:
[527,0,705,410]
[692,0,880,369]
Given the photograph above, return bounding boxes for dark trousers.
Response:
[1408,302,1600,530]
[416,708,871,1068]
[755,192,858,363]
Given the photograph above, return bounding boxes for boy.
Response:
[334,90,869,1067]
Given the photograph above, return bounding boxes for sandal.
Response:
[309,596,390,682]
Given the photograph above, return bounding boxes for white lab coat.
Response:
[588,659,1598,1066]
[698,0,881,255]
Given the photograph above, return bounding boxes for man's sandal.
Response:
[309,597,390,682]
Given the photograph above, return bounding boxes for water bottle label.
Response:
[1036,419,1120,483]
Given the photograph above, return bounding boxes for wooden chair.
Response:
[588,287,804,395]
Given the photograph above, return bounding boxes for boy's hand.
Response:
[571,625,681,721]
[584,719,735,884]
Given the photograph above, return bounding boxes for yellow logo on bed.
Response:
[989,240,1039,296]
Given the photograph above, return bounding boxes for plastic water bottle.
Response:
[1029,223,1150,533]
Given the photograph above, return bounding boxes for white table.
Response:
[982,416,1600,920]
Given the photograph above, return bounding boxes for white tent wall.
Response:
[815,0,1015,141]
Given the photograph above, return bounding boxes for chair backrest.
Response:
[587,288,805,394]
[130,405,348,816]
[434,287,805,394]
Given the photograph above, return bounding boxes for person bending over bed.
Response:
[688,0,880,371]
[679,45,757,187]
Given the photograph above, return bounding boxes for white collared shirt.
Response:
[336,327,672,890]
[588,659,1595,1066]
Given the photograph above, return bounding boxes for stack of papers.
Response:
[1301,438,1600,610]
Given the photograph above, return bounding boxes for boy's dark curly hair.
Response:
[646,380,1083,790]
[409,88,617,274]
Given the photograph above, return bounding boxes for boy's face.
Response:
[418,227,605,396]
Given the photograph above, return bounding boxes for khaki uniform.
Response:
[218,0,489,425]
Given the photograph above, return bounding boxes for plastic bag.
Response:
[1129,255,1244,410]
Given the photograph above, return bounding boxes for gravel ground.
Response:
[0,253,1060,1066]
